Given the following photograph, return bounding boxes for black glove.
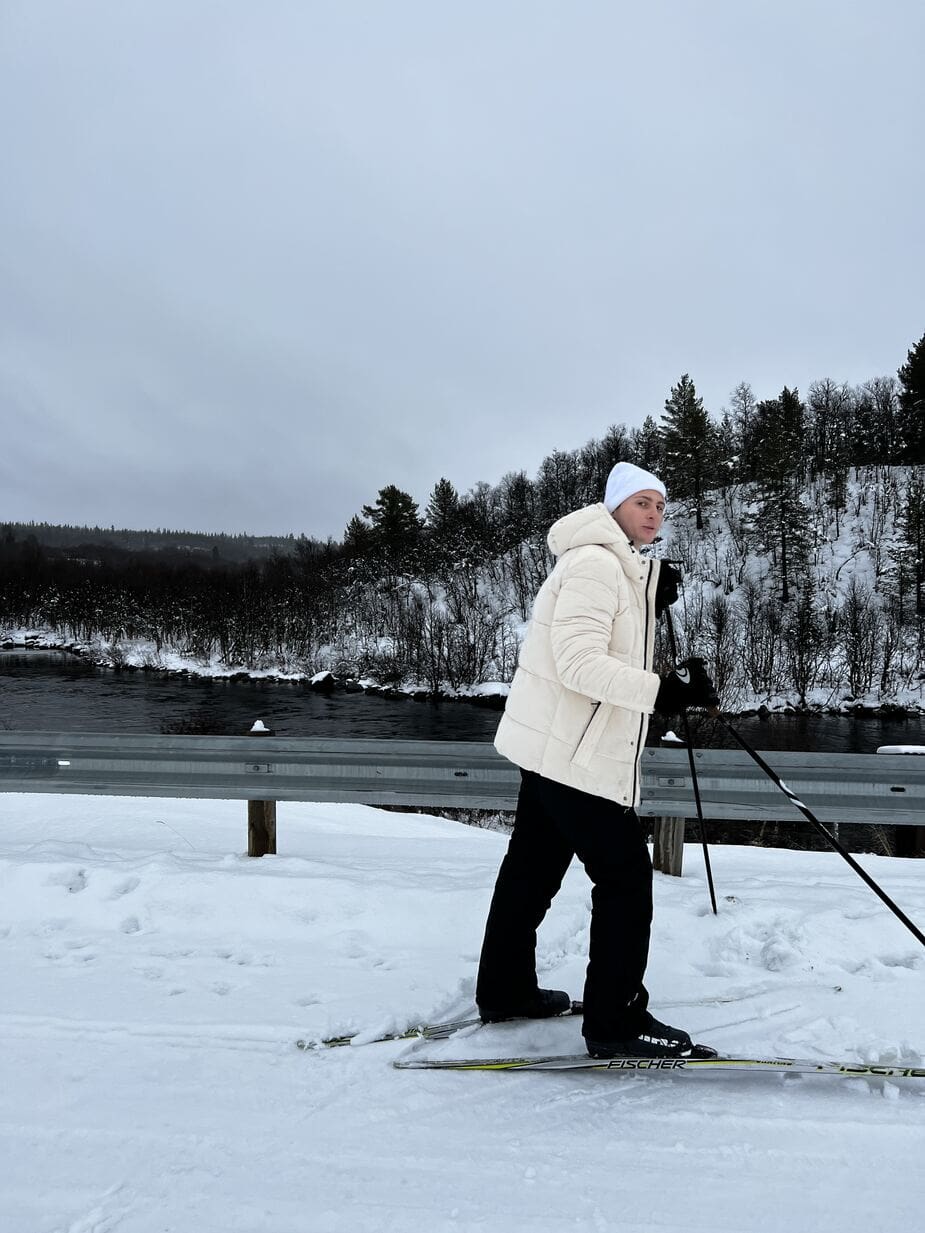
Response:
[654,657,720,715]
[654,562,682,619]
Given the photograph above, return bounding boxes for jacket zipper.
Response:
[574,701,601,759]
[630,561,654,805]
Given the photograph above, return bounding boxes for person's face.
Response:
[612,489,665,545]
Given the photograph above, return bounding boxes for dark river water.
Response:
[2,649,923,753]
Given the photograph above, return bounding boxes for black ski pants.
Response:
[476,768,653,1041]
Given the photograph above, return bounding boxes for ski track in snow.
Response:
[1,793,924,1233]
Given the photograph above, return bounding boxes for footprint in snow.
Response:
[135,965,165,981]
[47,867,88,894]
[215,948,271,966]
[337,931,377,961]
[109,876,141,900]
[53,940,97,964]
[878,952,921,970]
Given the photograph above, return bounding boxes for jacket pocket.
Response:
[570,701,610,769]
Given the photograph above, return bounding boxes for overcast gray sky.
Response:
[2,1,923,540]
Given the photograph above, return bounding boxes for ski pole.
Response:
[719,716,925,951]
[661,599,718,915]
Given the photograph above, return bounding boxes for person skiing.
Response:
[476,461,719,1058]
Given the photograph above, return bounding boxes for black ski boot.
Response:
[479,987,572,1024]
[585,1011,717,1059]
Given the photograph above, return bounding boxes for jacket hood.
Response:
[547,503,632,557]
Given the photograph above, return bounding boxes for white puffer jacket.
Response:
[494,503,662,807]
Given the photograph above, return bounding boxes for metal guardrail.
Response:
[0,733,923,825]
[638,746,925,826]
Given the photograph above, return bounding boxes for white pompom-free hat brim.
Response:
[603,462,666,512]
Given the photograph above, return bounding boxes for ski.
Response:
[296,1000,584,1050]
[393,1052,925,1081]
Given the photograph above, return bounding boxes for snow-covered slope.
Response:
[659,466,924,712]
[1,794,923,1232]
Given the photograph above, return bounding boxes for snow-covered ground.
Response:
[1,793,924,1233]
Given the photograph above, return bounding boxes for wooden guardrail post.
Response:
[651,738,685,876]
[878,746,925,858]
[652,816,684,876]
[246,720,277,857]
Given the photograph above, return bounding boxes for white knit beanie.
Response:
[603,462,666,512]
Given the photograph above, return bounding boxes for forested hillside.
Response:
[3,334,924,711]
[0,524,300,563]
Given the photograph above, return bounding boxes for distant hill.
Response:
[0,521,318,564]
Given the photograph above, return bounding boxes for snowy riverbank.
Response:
[3,627,923,716]
[1,792,924,1231]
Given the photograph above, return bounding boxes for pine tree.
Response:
[360,485,424,568]
[897,332,925,463]
[424,478,460,534]
[660,374,715,528]
[423,478,465,570]
[753,387,807,603]
[630,416,663,473]
[497,470,536,547]
[893,471,925,618]
[783,580,830,704]
[754,386,806,487]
